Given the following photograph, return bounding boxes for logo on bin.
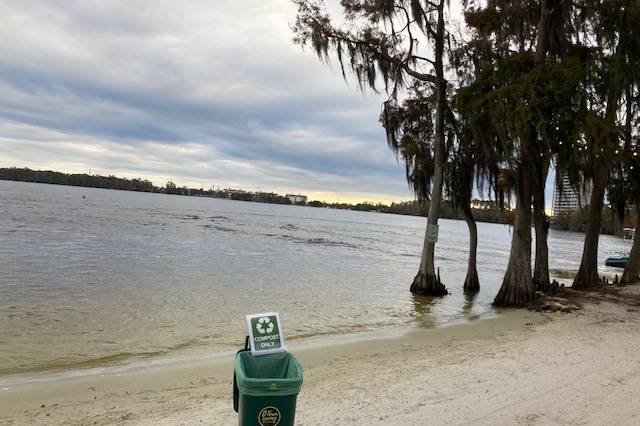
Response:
[256,317,274,334]
[246,312,286,356]
[258,406,281,426]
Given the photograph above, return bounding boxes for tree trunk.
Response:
[572,175,607,289]
[530,0,552,293]
[535,0,553,62]
[533,183,550,291]
[573,54,620,290]
[494,170,535,307]
[463,208,480,293]
[529,0,554,291]
[621,209,640,284]
[410,2,447,296]
[493,0,554,305]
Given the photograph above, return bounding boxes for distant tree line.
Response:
[0,167,157,192]
[6,167,631,235]
[162,180,292,203]
[2,167,513,223]
[0,168,294,204]
[311,199,511,224]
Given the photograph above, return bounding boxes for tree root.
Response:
[536,278,562,295]
[533,275,551,293]
[572,269,603,291]
[410,269,448,296]
[530,291,582,313]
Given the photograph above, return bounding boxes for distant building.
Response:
[552,175,591,217]
[286,194,308,205]
[222,188,246,199]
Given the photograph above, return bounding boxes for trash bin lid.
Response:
[235,351,303,396]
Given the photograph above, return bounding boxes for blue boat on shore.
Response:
[605,257,629,268]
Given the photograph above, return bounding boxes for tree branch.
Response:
[402,64,439,84]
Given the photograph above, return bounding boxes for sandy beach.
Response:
[2,285,640,425]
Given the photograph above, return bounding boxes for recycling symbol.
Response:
[256,317,274,334]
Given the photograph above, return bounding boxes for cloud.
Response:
[0,0,412,203]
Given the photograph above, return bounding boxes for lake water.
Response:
[0,181,629,381]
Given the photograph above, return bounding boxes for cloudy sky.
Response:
[0,0,412,203]
[0,0,555,205]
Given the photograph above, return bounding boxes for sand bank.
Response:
[2,286,640,425]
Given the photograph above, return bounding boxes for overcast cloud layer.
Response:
[0,0,419,202]
[0,1,557,206]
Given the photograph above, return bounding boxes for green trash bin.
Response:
[234,351,303,426]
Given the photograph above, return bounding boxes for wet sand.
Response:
[2,286,640,425]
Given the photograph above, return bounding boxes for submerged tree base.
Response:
[494,268,535,308]
[410,270,448,296]
[463,270,480,293]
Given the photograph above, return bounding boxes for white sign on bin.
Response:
[246,312,286,356]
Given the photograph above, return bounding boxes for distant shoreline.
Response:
[3,170,631,236]
[1,166,511,224]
